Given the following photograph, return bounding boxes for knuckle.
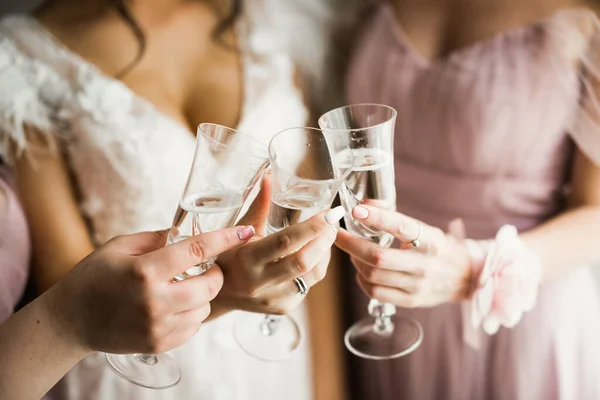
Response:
[243,283,261,298]
[130,259,153,285]
[370,249,386,268]
[291,253,310,275]
[205,268,224,298]
[188,238,207,260]
[365,283,379,299]
[220,230,234,248]
[197,303,211,323]
[314,264,327,282]
[235,245,253,264]
[308,219,322,235]
[205,276,224,300]
[106,234,125,247]
[275,233,293,252]
[375,212,385,227]
[139,297,161,320]
[433,227,445,240]
[398,219,412,236]
[364,265,379,282]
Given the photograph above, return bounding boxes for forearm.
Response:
[520,205,600,280]
[0,291,90,399]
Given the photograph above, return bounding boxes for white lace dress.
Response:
[0,3,314,399]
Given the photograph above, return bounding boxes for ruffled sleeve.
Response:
[550,10,600,165]
[0,35,67,165]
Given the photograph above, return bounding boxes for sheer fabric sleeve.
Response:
[0,35,66,165]
[551,10,600,165]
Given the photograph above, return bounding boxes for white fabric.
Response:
[0,1,315,399]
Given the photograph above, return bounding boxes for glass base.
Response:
[345,314,423,360]
[234,313,303,362]
[105,353,181,389]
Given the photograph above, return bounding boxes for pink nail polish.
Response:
[353,206,369,220]
[237,226,255,240]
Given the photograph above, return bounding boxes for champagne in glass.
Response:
[234,127,353,362]
[337,147,396,246]
[105,123,269,388]
[319,104,424,360]
[168,190,245,274]
[267,185,335,234]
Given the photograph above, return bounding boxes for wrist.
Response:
[41,283,93,359]
[462,239,491,299]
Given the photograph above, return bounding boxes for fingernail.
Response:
[236,226,255,240]
[353,206,369,220]
[325,206,345,225]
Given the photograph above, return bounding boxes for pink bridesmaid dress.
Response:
[0,166,30,325]
[344,4,600,400]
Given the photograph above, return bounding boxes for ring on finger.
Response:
[294,277,309,297]
[409,222,422,249]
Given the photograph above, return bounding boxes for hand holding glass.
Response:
[234,127,353,361]
[319,104,424,360]
[105,123,269,388]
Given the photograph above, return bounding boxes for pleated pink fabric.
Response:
[345,5,600,400]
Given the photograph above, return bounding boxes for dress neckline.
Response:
[10,14,251,138]
[380,4,594,67]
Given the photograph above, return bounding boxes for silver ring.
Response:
[410,222,422,248]
[294,277,309,297]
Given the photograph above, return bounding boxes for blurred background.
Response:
[0,0,42,15]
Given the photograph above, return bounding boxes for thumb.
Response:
[238,173,271,235]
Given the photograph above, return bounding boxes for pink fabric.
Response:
[0,167,30,324]
[345,5,600,400]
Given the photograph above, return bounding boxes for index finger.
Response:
[250,206,345,263]
[140,225,256,278]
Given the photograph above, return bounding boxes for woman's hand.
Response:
[212,176,345,316]
[335,204,472,308]
[44,226,254,355]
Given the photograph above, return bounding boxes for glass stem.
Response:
[260,315,280,336]
[134,353,158,365]
[368,299,396,334]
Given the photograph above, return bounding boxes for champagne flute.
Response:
[105,123,270,388]
[233,127,353,361]
[319,104,424,360]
